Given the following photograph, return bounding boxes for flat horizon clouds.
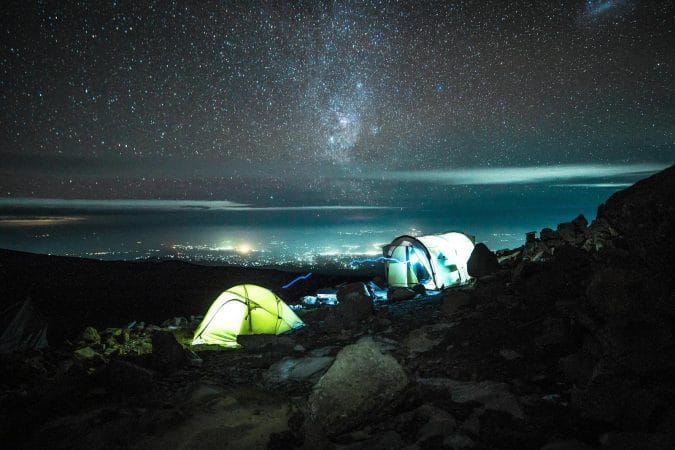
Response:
[0,198,397,211]
[362,163,670,185]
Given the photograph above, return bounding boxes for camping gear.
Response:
[383,232,475,290]
[0,299,49,354]
[192,284,304,348]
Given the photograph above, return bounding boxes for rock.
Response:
[184,347,203,367]
[460,410,481,435]
[308,337,408,435]
[105,327,123,337]
[135,388,293,450]
[559,352,594,386]
[551,245,593,278]
[265,356,334,384]
[512,259,542,281]
[593,320,672,374]
[136,340,152,355]
[80,326,101,345]
[336,282,373,323]
[522,239,552,261]
[441,290,471,316]
[300,418,332,450]
[151,331,187,372]
[517,246,591,303]
[620,388,660,431]
[309,346,336,357]
[599,432,675,450]
[118,328,130,344]
[585,218,614,251]
[388,287,416,302]
[105,327,130,344]
[572,214,589,230]
[534,318,571,350]
[406,327,441,356]
[405,323,454,356]
[188,383,224,403]
[367,335,400,353]
[499,349,523,361]
[104,359,154,395]
[586,268,644,321]
[412,283,427,296]
[237,334,295,351]
[443,433,475,448]
[467,243,500,277]
[570,377,629,424]
[417,378,524,419]
[104,336,118,349]
[74,346,99,360]
[333,430,405,450]
[556,222,579,245]
[596,164,675,281]
[414,404,457,442]
[656,406,675,433]
[541,439,595,450]
[161,316,188,329]
[540,228,556,241]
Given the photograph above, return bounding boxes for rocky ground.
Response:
[1,165,673,449]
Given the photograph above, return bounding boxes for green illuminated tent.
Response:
[192,284,304,348]
[383,232,475,290]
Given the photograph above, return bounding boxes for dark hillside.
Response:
[0,250,363,342]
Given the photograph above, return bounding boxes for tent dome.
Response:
[383,232,475,290]
[192,284,304,348]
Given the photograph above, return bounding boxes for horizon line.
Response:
[0,198,400,211]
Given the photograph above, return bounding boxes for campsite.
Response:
[0,165,673,449]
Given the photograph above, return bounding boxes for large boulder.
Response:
[596,164,675,284]
[467,243,499,277]
[308,337,408,435]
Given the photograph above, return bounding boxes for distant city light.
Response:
[235,243,252,254]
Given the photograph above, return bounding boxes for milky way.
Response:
[1,0,673,204]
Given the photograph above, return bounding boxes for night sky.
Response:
[1,0,673,206]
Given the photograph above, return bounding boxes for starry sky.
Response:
[1,0,673,206]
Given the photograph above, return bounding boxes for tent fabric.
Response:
[192,284,304,348]
[0,299,49,354]
[383,232,475,290]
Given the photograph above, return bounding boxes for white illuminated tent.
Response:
[383,232,475,290]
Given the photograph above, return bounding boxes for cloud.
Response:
[0,198,246,210]
[360,163,669,186]
[0,198,397,211]
[551,183,633,188]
